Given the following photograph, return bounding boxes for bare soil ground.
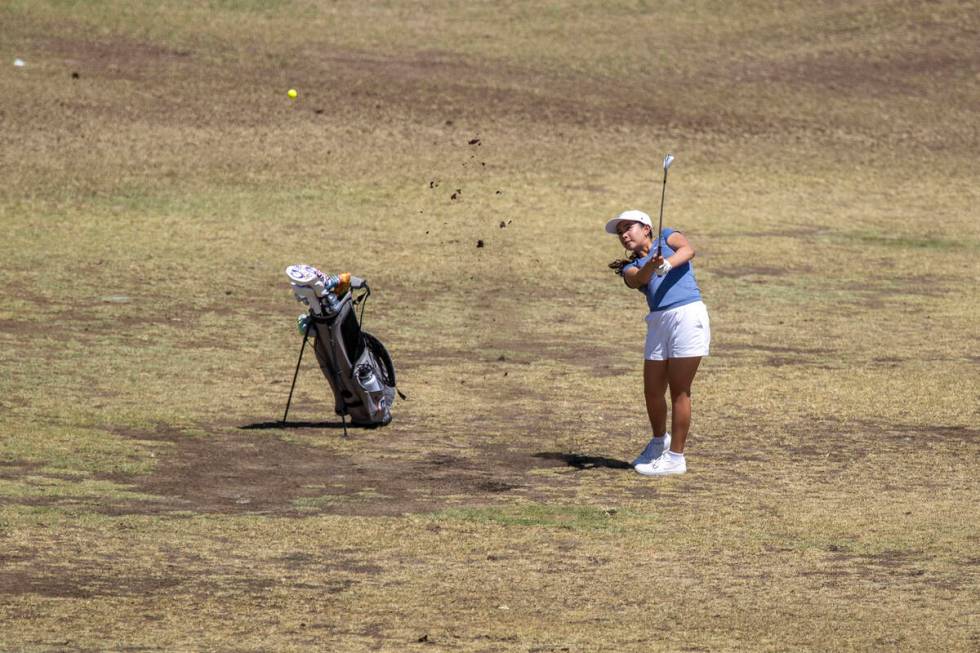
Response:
[1,1,978,651]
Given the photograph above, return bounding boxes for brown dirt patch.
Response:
[68,422,635,517]
[0,568,194,600]
[11,412,958,521]
[782,420,979,462]
[9,26,786,137]
[0,318,38,337]
[43,34,195,81]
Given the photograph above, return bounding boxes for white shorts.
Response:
[644,301,711,361]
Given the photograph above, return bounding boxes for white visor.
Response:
[605,209,653,234]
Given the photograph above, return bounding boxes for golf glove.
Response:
[655,259,673,276]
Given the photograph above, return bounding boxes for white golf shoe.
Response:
[631,433,671,467]
[635,452,686,477]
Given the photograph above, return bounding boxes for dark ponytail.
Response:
[609,252,639,276]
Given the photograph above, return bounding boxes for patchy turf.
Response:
[1,0,978,651]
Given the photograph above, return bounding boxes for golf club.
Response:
[656,153,675,258]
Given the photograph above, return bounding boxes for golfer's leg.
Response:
[643,360,669,437]
[666,356,702,453]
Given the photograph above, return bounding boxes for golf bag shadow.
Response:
[282,265,398,431]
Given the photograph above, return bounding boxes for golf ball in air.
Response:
[287,89,297,99]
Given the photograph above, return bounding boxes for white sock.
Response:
[667,450,684,461]
[652,434,667,442]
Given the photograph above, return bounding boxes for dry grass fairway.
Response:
[1,1,978,651]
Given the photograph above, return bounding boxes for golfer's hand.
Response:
[653,256,673,276]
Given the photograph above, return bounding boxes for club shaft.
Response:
[656,170,668,257]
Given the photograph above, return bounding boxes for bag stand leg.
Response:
[280,318,350,438]
[281,320,313,424]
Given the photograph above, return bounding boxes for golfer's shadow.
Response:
[240,420,380,430]
[533,452,631,470]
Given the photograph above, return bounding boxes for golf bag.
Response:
[283,264,398,428]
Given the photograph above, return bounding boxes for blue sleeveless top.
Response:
[623,228,703,312]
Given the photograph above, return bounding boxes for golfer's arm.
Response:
[624,262,655,288]
[665,232,695,268]
[623,233,696,289]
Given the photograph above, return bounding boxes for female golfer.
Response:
[606,209,710,476]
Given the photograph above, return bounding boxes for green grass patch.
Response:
[0,475,161,503]
[0,425,161,476]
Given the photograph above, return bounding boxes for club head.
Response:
[663,154,675,171]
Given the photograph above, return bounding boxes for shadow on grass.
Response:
[239,420,374,430]
[533,452,631,470]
